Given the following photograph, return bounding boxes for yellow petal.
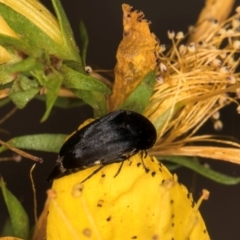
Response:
[47,154,210,239]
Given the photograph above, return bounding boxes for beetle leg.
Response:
[140,151,149,173]
[80,165,105,183]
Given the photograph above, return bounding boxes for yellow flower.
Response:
[0,0,62,44]
[46,1,240,239]
[47,151,210,240]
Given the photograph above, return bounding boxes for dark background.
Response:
[1,0,240,239]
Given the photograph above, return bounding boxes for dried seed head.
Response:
[179,44,187,55]
[160,44,166,53]
[176,31,184,40]
[233,40,240,49]
[212,111,220,120]
[236,6,240,14]
[214,120,223,131]
[227,75,236,85]
[85,66,92,73]
[237,105,240,114]
[156,75,164,84]
[167,30,175,39]
[159,63,167,72]
[188,42,196,52]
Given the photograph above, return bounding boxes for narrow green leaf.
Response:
[0,64,15,85]
[160,156,240,185]
[151,101,183,135]
[49,96,85,109]
[79,21,88,67]
[0,178,29,239]
[0,218,14,237]
[0,3,71,60]
[164,163,182,171]
[0,134,67,154]
[121,70,156,114]
[5,56,44,74]
[0,33,33,55]
[73,89,108,117]
[62,65,111,94]
[33,70,63,122]
[9,76,40,109]
[51,0,81,64]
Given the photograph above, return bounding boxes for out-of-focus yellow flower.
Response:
[0,15,18,64]
[0,0,62,44]
[47,152,210,240]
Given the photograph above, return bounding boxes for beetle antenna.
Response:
[113,161,124,178]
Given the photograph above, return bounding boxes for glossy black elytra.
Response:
[47,110,157,182]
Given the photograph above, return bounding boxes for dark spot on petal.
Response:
[101,174,105,178]
[152,234,159,240]
[170,199,174,204]
[159,168,162,172]
[151,172,156,177]
[97,204,102,207]
[131,236,137,239]
[137,162,141,167]
[172,223,174,227]
[106,216,111,221]
[191,201,195,208]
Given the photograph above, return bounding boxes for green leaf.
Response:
[0,64,16,85]
[0,33,33,55]
[4,56,44,74]
[0,98,10,107]
[151,101,183,134]
[0,3,72,60]
[62,65,111,94]
[0,178,29,239]
[0,134,67,154]
[51,0,81,64]
[121,70,156,114]
[33,70,63,122]
[73,89,108,117]
[0,218,14,237]
[49,96,86,109]
[160,156,240,185]
[164,163,182,171]
[9,76,40,109]
[79,21,88,67]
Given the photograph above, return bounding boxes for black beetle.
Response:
[47,110,157,182]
